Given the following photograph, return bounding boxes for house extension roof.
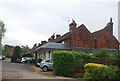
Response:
[35,42,71,51]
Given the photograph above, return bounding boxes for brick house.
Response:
[50,18,119,49]
[31,18,119,60]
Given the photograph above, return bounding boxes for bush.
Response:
[93,48,112,58]
[22,52,33,57]
[52,51,94,77]
[83,63,109,80]
[101,66,119,80]
[83,63,119,81]
[111,52,120,59]
[11,46,22,62]
[36,58,42,63]
[52,51,76,77]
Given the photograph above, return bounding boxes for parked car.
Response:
[16,58,22,63]
[40,59,53,72]
[21,57,34,63]
[0,56,6,60]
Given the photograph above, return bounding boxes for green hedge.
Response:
[52,51,75,77]
[52,51,94,77]
[93,48,112,58]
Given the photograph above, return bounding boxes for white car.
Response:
[0,56,6,60]
[40,59,53,72]
[21,57,33,63]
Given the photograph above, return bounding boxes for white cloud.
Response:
[0,0,119,48]
[3,29,48,48]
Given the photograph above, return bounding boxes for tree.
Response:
[0,20,5,55]
[22,52,33,57]
[21,45,30,52]
[2,45,14,57]
[11,46,22,62]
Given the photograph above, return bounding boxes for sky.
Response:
[0,0,119,48]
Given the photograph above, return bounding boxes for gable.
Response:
[97,31,119,49]
[70,24,95,47]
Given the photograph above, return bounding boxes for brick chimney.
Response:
[38,43,41,46]
[33,43,37,47]
[69,19,77,32]
[51,33,55,41]
[56,34,61,39]
[48,33,55,42]
[48,38,51,42]
[106,17,113,35]
[41,41,47,45]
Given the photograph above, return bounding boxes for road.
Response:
[1,60,72,79]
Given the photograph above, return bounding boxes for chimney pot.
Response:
[56,34,61,39]
[69,19,77,32]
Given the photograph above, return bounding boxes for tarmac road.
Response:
[1,60,73,80]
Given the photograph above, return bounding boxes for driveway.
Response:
[1,60,72,79]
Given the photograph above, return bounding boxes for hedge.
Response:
[52,50,94,77]
[52,51,75,77]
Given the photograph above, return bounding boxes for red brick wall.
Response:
[64,25,95,48]
[97,31,119,49]
[63,25,119,49]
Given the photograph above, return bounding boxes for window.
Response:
[48,51,51,59]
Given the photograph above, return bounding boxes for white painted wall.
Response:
[37,51,52,60]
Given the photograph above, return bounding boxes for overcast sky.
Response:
[0,0,119,48]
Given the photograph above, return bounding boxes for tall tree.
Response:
[2,45,14,57]
[11,46,22,62]
[21,45,30,52]
[0,20,5,55]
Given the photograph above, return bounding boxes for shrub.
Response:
[52,51,76,77]
[83,63,109,80]
[111,52,120,59]
[22,52,33,57]
[52,51,94,77]
[36,58,42,63]
[11,46,22,62]
[93,48,112,58]
[101,66,119,80]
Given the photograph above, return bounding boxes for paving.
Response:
[1,60,72,79]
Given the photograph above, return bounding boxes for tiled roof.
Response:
[52,32,71,43]
[52,24,90,43]
[92,28,105,38]
[35,42,71,51]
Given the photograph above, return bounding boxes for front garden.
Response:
[52,48,120,81]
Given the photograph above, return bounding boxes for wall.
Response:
[97,31,119,49]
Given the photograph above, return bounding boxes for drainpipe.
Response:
[94,38,97,49]
[35,52,37,66]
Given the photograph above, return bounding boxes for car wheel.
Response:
[42,66,48,72]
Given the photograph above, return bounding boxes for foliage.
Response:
[101,66,119,80]
[21,45,30,52]
[110,52,120,59]
[0,20,6,37]
[22,52,33,57]
[2,45,14,57]
[83,63,109,81]
[36,58,42,63]
[11,46,22,62]
[93,48,112,58]
[52,50,94,77]
[52,51,76,77]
